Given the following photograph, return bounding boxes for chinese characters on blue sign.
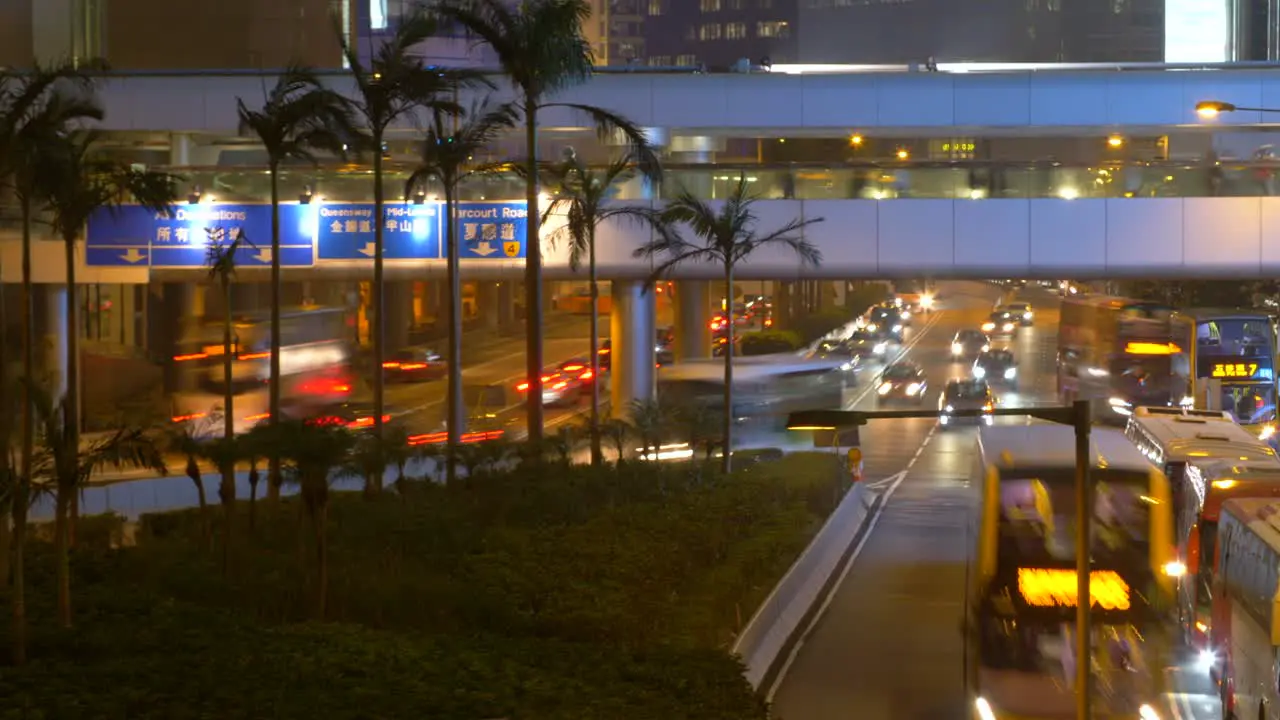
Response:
[87,201,527,266]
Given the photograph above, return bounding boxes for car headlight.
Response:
[873,343,887,354]
[905,383,922,396]
[951,343,963,355]
[866,323,877,332]
[892,324,902,333]
[975,698,996,720]
[1108,396,1131,407]
[1261,424,1277,441]
[902,311,911,319]
[1023,311,1033,320]
[1004,367,1016,379]
[981,322,995,331]
[878,382,893,395]
[1002,323,1014,332]
[1138,703,1161,720]
[973,366,986,378]
[981,344,990,352]
[920,294,934,309]
[943,404,954,413]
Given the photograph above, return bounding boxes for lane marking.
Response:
[765,467,910,704]
[845,310,947,410]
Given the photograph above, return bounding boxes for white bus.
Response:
[1213,498,1280,719]
[657,356,847,433]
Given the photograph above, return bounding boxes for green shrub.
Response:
[0,453,840,717]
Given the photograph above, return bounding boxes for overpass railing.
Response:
[138,161,1280,205]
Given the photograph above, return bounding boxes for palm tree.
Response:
[41,130,178,543]
[29,383,166,628]
[274,417,356,619]
[636,177,824,473]
[0,63,102,666]
[434,0,659,448]
[236,65,356,497]
[334,8,483,448]
[542,150,660,467]
[204,227,251,560]
[161,420,213,549]
[405,99,517,483]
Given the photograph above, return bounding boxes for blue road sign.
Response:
[452,202,527,259]
[316,202,441,260]
[87,203,317,267]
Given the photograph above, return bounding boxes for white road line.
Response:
[845,310,947,410]
[765,468,911,704]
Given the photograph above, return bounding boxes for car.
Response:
[973,349,1017,386]
[981,310,1017,337]
[876,362,928,403]
[558,358,598,385]
[600,328,676,369]
[517,369,583,407]
[938,379,995,427]
[866,305,906,339]
[951,330,990,359]
[382,346,447,383]
[845,329,891,362]
[877,300,914,327]
[1002,301,1034,326]
[813,339,862,374]
[307,402,392,431]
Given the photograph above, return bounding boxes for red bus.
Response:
[1212,498,1280,718]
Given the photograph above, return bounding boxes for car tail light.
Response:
[382,361,401,369]
[244,413,269,422]
[238,352,269,361]
[553,381,568,390]
[598,348,610,355]
[173,353,208,362]
[563,364,584,372]
[172,412,207,423]
[516,382,530,391]
[580,370,593,380]
[401,363,427,370]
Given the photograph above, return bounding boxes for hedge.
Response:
[0,452,844,718]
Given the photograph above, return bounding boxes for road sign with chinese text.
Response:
[452,202,527,259]
[86,204,316,267]
[316,203,441,260]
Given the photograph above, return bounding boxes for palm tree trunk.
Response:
[445,184,462,484]
[10,482,28,665]
[220,277,235,574]
[186,459,211,549]
[15,196,34,664]
[54,492,71,627]
[63,233,80,548]
[588,228,602,468]
[371,133,386,447]
[314,494,328,620]
[721,262,735,474]
[268,166,283,504]
[247,463,259,531]
[0,503,9,586]
[523,111,544,448]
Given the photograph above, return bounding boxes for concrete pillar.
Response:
[479,281,500,331]
[37,285,68,399]
[385,281,413,353]
[495,281,516,334]
[773,281,793,330]
[673,280,711,361]
[169,133,192,167]
[610,280,656,418]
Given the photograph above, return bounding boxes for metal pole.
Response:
[1073,399,1092,720]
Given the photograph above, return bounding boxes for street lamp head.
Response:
[1196,100,1237,118]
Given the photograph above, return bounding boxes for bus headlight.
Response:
[1138,703,1161,720]
[982,322,996,332]
[1163,560,1187,578]
[1196,649,1217,673]
[1108,397,1131,407]
[1261,424,1277,441]
[905,383,922,396]
[1023,311,1032,320]
[975,697,997,720]
[921,293,935,309]
[1002,323,1014,332]
[1003,367,1017,379]
[951,342,963,355]
[878,382,893,395]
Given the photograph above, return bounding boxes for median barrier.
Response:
[731,476,885,692]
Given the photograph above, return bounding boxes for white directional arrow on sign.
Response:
[254,248,272,263]
[120,248,146,264]
[472,241,498,257]
[358,242,376,257]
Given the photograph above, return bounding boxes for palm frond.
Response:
[542,102,662,181]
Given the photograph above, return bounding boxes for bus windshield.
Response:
[1110,356,1175,405]
[998,470,1151,570]
[1198,318,1274,357]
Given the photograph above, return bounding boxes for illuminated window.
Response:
[700,0,721,10]
[648,55,671,65]
[676,53,697,65]
[648,0,663,14]
[370,0,387,29]
[726,21,747,38]
[699,23,723,39]
[757,20,789,37]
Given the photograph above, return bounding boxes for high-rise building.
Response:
[642,0,798,68]
[1228,0,1279,60]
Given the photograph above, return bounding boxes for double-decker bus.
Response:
[170,306,355,434]
[1058,295,1194,423]
[1212,498,1280,718]
[968,425,1176,719]
[1179,309,1278,428]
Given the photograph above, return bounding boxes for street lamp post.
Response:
[787,401,1094,720]
[1195,100,1280,118]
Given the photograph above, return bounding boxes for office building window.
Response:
[699,23,723,39]
[757,20,789,37]
[648,55,672,65]
[676,53,697,65]
[726,22,747,38]
[701,0,721,9]
[648,0,664,15]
